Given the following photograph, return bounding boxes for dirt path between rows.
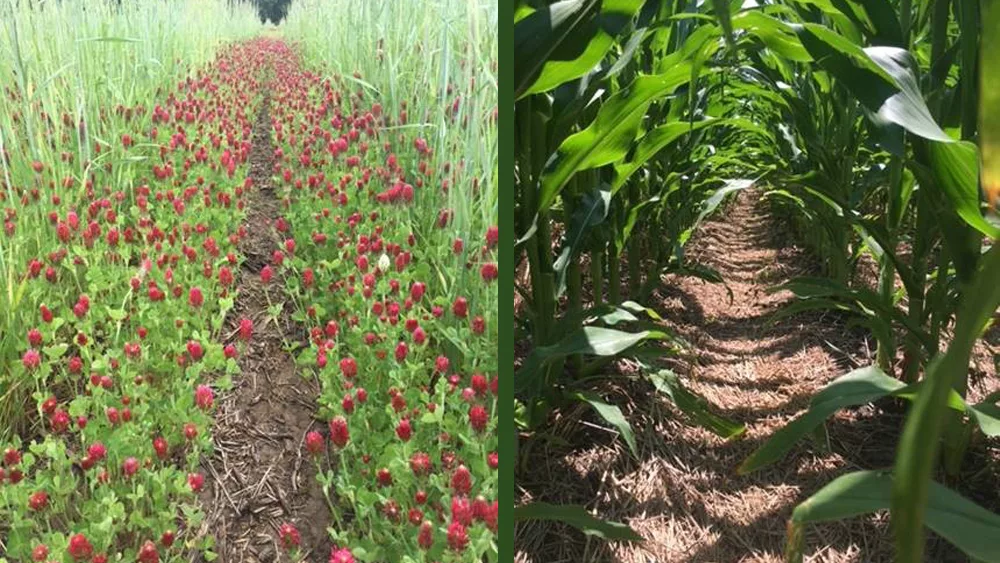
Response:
[192,92,331,563]
[516,190,964,562]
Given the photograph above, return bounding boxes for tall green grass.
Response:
[282,0,498,240]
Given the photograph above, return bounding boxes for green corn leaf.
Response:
[515,0,597,97]
[842,0,903,45]
[793,22,896,107]
[553,185,611,297]
[742,365,998,477]
[590,306,639,326]
[863,47,952,143]
[537,62,694,213]
[710,0,735,49]
[615,195,660,252]
[514,0,644,99]
[862,0,903,42]
[892,245,1000,562]
[791,471,893,525]
[789,471,1000,562]
[693,178,755,226]
[618,301,663,320]
[514,502,643,542]
[778,277,934,352]
[533,327,666,360]
[671,263,727,285]
[791,0,866,40]
[925,140,998,239]
[966,401,1000,437]
[790,25,953,145]
[733,11,813,62]
[739,366,904,474]
[611,118,728,194]
[581,301,662,326]
[515,327,668,395]
[572,392,638,456]
[648,369,745,439]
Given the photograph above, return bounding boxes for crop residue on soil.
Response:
[192,92,330,563]
[515,191,1000,563]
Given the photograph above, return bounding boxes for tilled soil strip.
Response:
[194,91,330,563]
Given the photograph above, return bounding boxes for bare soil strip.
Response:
[195,93,330,563]
[516,191,1000,562]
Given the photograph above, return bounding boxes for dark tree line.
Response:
[229,0,293,24]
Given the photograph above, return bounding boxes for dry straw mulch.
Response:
[516,191,1000,563]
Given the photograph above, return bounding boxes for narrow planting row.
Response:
[259,40,499,562]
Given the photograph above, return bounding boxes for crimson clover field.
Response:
[0,1,498,562]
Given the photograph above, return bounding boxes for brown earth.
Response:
[515,190,1000,563]
[189,93,332,563]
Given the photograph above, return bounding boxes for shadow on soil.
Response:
[515,193,1000,563]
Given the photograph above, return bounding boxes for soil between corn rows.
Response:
[516,190,1000,563]
[191,90,331,563]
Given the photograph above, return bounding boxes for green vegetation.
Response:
[514,0,1000,560]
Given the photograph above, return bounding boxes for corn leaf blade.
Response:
[514,502,643,542]
[790,471,1000,562]
[538,63,694,213]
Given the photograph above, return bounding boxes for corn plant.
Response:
[514,0,763,538]
[703,1,985,391]
[709,0,1000,559]
[515,0,1000,557]
[513,1,773,422]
